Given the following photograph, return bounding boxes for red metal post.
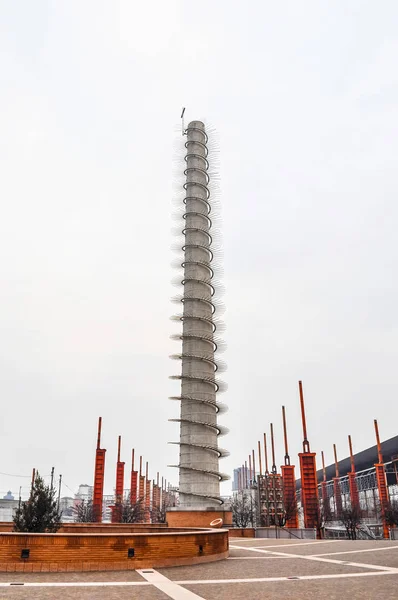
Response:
[348,435,359,510]
[252,449,256,483]
[130,449,138,505]
[258,440,263,477]
[138,456,145,521]
[145,462,151,523]
[248,454,252,485]
[374,420,390,539]
[298,381,319,532]
[111,435,125,523]
[270,423,276,474]
[280,406,298,528]
[93,417,106,523]
[333,444,343,519]
[264,433,269,475]
[321,451,328,514]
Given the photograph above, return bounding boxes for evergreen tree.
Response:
[13,472,62,532]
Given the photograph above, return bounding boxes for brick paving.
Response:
[0,587,168,599]
[0,539,396,599]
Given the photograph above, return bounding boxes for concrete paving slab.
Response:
[316,550,398,569]
[0,586,169,600]
[160,558,370,581]
[0,570,144,583]
[183,573,398,600]
[235,540,398,556]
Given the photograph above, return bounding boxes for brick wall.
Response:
[0,523,167,534]
[228,528,255,538]
[166,510,233,528]
[0,529,228,572]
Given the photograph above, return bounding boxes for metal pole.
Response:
[348,435,355,472]
[258,440,263,477]
[299,380,310,452]
[270,423,277,475]
[97,416,102,449]
[252,449,256,484]
[57,474,62,513]
[264,433,269,475]
[30,468,36,499]
[321,451,326,482]
[282,406,290,466]
[374,419,384,464]
[50,467,55,492]
[333,444,339,478]
[248,454,252,485]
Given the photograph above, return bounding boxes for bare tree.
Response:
[231,491,254,528]
[341,504,363,540]
[277,493,298,528]
[119,495,145,523]
[384,499,398,527]
[151,504,166,523]
[314,501,332,539]
[74,499,95,523]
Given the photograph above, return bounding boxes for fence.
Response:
[255,527,316,539]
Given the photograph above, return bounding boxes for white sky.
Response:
[1,1,397,498]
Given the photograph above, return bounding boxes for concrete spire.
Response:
[170,120,228,508]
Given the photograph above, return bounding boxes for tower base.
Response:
[166,507,232,528]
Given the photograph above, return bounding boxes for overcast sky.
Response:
[1,1,397,499]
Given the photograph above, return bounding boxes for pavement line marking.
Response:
[228,556,291,559]
[174,570,398,585]
[0,581,151,587]
[2,571,397,588]
[137,569,205,599]
[230,540,339,549]
[230,544,396,572]
[313,545,398,557]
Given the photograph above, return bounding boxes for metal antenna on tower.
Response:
[181,107,186,136]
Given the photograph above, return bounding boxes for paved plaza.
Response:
[0,538,397,599]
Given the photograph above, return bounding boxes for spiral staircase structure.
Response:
[170,120,228,508]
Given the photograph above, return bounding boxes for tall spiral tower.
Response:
[170,120,229,509]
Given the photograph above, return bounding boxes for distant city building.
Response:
[232,466,249,491]
[59,496,75,522]
[76,484,93,501]
[0,492,19,522]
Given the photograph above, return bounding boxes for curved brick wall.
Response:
[0,522,167,533]
[0,527,228,572]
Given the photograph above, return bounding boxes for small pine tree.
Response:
[13,472,62,532]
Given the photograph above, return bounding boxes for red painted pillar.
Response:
[145,462,151,523]
[374,420,390,539]
[333,444,343,519]
[348,435,359,510]
[298,381,319,532]
[139,456,145,522]
[93,417,106,523]
[111,435,125,523]
[130,449,138,505]
[280,406,299,528]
